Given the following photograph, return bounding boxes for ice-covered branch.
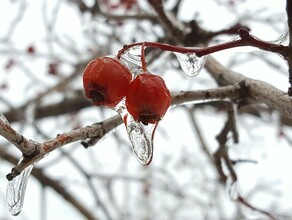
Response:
[4,72,292,180]
[205,56,292,118]
[3,85,242,180]
[5,114,122,180]
[118,29,289,59]
[0,117,38,157]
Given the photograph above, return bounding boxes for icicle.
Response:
[6,163,34,216]
[174,52,206,76]
[115,101,156,165]
[119,46,143,76]
[125,114,156,165]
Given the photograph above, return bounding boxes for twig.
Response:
[213,105,276,219]
[71,0,157,22]
[60,149,113,220]
[213,102,238,183]
[186,107,218,173]
[148,0,185,42]
[117,29,289,59]
[237,195,276,220]
[6,115,122,180]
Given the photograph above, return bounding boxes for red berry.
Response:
[126,73,171,125]
[27,45,35,54]
[83,57,132,108]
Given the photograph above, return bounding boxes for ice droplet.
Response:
[174,52,206,76]
[115,101,157,165]
[6,164,34,216]
[119,46,143,76]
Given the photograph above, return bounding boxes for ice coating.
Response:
[119,45,143,76]
[115,102,157,165]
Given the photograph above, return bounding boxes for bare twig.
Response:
[237,195,276,220]
[148,0,186,43]
[60,149,113,220]
[2,0,27,41]
[70,0,157,22]
[213,105,276,219]
[3,90,91,123]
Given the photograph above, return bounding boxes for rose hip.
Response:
[126,73,171,125]
[83,57,132,108]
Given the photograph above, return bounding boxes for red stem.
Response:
[116,29,289,58]
[141,42,147,72]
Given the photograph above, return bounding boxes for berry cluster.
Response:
[83,56,171,125]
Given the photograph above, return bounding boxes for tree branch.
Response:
[213,107,276,219]
[3,86,243,180]
[0,119,38,157]
[6,114,122,180]
[148,0,186,43]
[3,65,292,180]
[3,91,91,123]
[205,56,292,118]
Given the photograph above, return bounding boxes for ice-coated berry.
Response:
[126,73,171,125]
[83,57,132,108]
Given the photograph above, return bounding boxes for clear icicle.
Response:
[115,101,156,165]
[125,114,157,165]
[174,52,206,76]
[6,164,34,216]
[119,46,143,76]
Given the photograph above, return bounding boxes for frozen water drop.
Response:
[6,164,34,216]
[175,52,206,76]
[114,101,157,165]
[119,46,143,76]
